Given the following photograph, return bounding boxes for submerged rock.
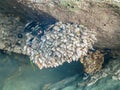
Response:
[80,50,104,73]
[81,56,120,87]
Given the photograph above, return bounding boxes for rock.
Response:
[0,13,25,54]
[80,50,104,73]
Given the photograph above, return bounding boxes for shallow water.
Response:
[0,52,120,90]
[0,52,84,90]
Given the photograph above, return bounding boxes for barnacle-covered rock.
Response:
[24,22,97,69]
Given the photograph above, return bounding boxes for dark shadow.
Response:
[102,48,114,68]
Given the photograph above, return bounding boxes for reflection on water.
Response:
[0,51,84,90]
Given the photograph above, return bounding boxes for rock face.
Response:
[0,13,26,54]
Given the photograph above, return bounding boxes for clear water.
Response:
[0,52,83,90]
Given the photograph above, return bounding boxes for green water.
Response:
[0,52,83,90]
[0,52,120,90]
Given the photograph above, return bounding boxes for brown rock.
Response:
[80,50,104,73]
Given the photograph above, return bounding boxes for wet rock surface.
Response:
[0,13,26,54]
[80,50,104,73]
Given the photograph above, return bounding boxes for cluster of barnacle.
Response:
[24,21,97,69]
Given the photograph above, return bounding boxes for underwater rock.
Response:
[0,13,25,54]
[80,50,104,73]
[24,21,97,69]
[85,56,120,86]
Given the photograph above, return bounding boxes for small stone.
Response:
[112,76,118,80]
